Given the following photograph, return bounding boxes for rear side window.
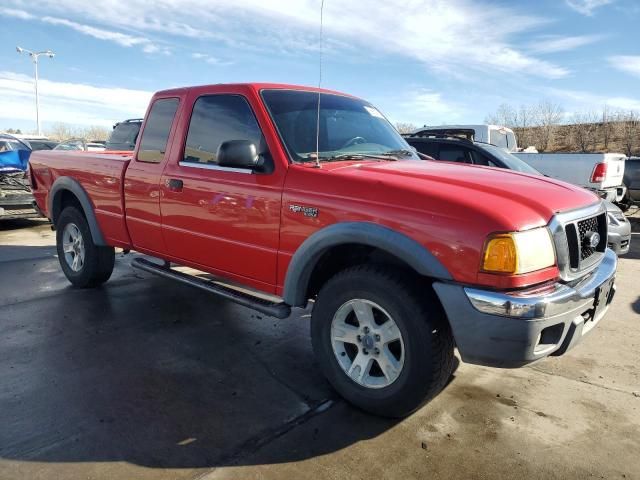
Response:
[470,151,498,167]
[137,98,179,163]
[439,145,472,164]
[183,95,263,165]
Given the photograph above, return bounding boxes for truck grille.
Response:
[550,204,607,281]
[578,216,600,261]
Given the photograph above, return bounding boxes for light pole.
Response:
[16,46,55,136]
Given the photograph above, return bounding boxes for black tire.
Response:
[311,265,454,418]
[56,206,115,288]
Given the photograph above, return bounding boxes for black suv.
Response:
[404,129,540,175]
[105,118,143,151]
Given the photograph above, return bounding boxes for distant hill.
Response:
[514,121,638,156]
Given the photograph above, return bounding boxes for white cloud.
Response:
[391,89,464,125]
[0,71,152,126]
[4,0,570,79]
[41,17,149,47]
[2,7,34,19]
[565,0,615,16]
[528,35,603,54]
[608,55,640,78]
[191,53,230,65]
[1,8,168,54]
[545,87,640,112]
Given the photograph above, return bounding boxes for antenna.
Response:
[313,0,325,168]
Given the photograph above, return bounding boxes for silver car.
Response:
[605,200,631,255]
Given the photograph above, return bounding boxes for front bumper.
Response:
[433,248,617,368]
[0,191,40,220]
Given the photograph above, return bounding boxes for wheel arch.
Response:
[48,176,107,246]
[282,222,452,307]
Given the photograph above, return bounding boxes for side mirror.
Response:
[217,140,262,170]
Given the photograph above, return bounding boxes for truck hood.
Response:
[321,159,600,229]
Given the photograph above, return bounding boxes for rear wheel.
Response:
[311,265,454,417]
[56,206,115,288]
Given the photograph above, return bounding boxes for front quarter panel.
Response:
[276,164,504,294]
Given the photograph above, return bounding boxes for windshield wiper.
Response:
[380,149,415,157]
[305,153,399,163]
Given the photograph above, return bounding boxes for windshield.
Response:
[479,143,541,175]
[261,90,418,162]
[0,135,30,153]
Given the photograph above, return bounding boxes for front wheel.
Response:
[311,266,455,417]
[56,206,115,288]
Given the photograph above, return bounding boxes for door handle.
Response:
[166,178,183,192]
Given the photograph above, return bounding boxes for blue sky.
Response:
[1,0,639,133]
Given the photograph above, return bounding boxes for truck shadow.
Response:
[632,297,640,314]
[0,250,429,472]
[0,218,49,232]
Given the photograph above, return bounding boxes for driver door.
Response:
[160,92,285,291]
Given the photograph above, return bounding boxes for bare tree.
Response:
[570,112,599,152]
[46,123,81,141]
[601,105,613,150]
[532,100,564,152]
[512,105,536,148]
[395,122,418,134]
[82,125,111,141]
[616,110,640,157]
[45,123,111,142]
[485,103,516,127]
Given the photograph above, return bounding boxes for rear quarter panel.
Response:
[30,151,132,247]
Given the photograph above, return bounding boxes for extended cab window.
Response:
[137,98,179,163]
[183,95,263,165]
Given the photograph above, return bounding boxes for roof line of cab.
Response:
[153,82,355,98]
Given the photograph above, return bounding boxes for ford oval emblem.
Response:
[585,231,601,249]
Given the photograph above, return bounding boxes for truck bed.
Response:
[29,151,133,246]
[513,152,626,190]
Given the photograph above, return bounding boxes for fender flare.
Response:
[48,176,107,246]
[282,222,452,307]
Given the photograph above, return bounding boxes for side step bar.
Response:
[131,257,291,319]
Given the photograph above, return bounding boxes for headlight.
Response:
[481,227,555,274]
[608,211,626,225]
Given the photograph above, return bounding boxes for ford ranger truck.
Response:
[29,83,617,418]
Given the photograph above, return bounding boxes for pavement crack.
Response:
[192,398,336,478]
[238,341,317,407]
[527,365,636,396]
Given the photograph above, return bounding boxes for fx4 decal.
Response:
[289,204,319,218]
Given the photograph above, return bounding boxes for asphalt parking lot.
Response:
[0,214,638,480]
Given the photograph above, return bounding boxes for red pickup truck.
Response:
[29,83,617,417]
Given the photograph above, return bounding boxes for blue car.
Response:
[0,134,41,220]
